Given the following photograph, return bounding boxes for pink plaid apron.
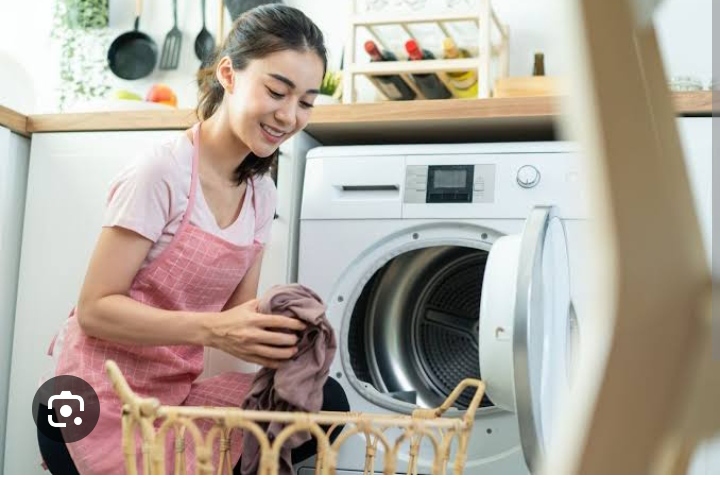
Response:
[53,123,262,474]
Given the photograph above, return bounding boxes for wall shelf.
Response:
[9,92,711,145]
[350,57,480,75]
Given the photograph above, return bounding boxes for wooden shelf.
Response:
[27,109,198,136]
[0,105,29,137]
[351,58,481,75]
[307,92,714,144]
[0,91,710,145]
[307,96,556,144]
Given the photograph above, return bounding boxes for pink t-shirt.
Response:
[103,131,277,269]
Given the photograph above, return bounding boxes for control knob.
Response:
[516,165,541,188]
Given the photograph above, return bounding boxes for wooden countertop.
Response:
[0,105,29,137]
[2,91,714,144]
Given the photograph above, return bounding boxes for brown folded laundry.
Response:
[240,283,337,474]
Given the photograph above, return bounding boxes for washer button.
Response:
[517,165,541,188]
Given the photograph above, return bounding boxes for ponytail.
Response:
[196,50,224,121]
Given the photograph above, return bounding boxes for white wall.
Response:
[0,0,713,113]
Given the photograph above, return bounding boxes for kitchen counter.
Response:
[1,91,714,144]
[0,106,28,137]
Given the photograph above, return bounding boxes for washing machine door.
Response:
[479,205,571,472]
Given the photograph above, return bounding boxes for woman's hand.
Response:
[205,299,306,368]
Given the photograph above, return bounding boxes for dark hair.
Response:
[196,4,327,185]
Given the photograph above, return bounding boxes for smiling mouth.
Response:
[261,123,288,138]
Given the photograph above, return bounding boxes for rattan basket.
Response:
[106,360,486,475]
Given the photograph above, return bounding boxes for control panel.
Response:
[404,164,496,204]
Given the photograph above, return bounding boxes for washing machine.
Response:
[295,142,589,474]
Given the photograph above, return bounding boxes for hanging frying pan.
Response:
[224,0,283,22]
[107,0,157,80]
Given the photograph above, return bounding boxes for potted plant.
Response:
[317,71,343,104]
[52,0,113,110]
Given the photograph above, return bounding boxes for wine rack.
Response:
[342,0,509,103]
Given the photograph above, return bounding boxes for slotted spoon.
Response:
[159,0,182,70]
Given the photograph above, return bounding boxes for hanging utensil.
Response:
[194,0,216,63]
[107,0,157,80]
[224,0,283,22]
[218,0,225,47]
[159,0,182,70]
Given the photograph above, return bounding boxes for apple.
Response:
[113,89,142,101]
[145,84,178,107]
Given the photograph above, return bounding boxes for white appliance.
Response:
[296,141,590,474]
[0,126,30,474]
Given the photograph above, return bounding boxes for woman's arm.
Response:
[76,226,212,346]
[76,227,303,367]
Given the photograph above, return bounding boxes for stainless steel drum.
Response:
[347,246,494,409]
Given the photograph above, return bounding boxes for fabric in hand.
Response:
[240,284,337,474]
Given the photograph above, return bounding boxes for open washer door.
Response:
[479,206,572,472]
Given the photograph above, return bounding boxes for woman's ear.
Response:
[216,56,235,94]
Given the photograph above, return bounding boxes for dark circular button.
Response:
[33,375,100,443]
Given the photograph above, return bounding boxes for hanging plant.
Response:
[52,0,113,110]
[58,0,109,29]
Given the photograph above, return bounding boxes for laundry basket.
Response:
[105,360,486,475]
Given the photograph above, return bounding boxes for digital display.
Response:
[433,169,467,188]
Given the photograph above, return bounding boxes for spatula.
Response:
[159,0,182,70]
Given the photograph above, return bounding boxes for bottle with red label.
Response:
[364,40,417,101]
[404,39,452,100]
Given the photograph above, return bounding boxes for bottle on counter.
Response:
[364,40,417,101]
[404,39,453,100]
[533,52,545,76]
[442,37,478,99]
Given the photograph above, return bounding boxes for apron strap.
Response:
[186,123,263,243]
[179,123,202,233]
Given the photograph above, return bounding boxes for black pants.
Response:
[38,377,349,475]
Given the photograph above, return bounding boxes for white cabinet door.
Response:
[4,130,177,474]
[677,117,712,272]
[676,117,718,475]
[0,127,30,475]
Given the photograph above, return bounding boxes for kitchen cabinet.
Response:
[4,130,178,474]
[0,126,29,475]
[677,117,718,475]
[676,117,712,272]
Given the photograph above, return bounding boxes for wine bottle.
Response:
[533,52,545,76]
[404,40,452,100]
[364,40,416,101]
[442,37,478,99]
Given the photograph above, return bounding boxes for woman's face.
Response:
[218,49,325,158]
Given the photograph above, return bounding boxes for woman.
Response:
[39,5,348,475]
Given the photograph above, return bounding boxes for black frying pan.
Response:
[225,0,283,21]
[107,0,157,80]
